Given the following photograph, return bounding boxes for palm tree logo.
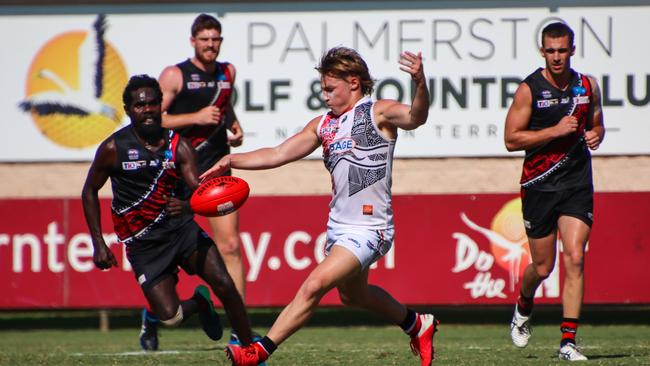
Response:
[19,14,128,148]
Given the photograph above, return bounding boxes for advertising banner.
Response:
[1,192,648,308]
[0,5,648,161]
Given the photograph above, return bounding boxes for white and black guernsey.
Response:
[317,97,395,229]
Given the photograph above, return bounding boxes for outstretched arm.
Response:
[375,51,430,132]
[81,138,118,270]
[200,117,322,179]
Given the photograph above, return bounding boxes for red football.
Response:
[190,176,250,217]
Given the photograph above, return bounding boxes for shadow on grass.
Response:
[587,354,630,360]
[0,304,648,330]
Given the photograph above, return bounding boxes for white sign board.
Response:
[0,6,648,161]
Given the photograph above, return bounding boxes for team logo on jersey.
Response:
[18,14,127,148]
[128,149,139,160]
[541,90,552,99]
[572,86,586,96]
[363,204,374,215]
[190,74,201,81]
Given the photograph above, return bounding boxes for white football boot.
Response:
[558,342,588,361]
[510,304,532,348]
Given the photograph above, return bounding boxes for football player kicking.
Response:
[81,74,253,352]
[201,47,439,366]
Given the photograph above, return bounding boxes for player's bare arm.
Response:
[177,137,200,191]
[165,137,200,216]
[200,117,321,179]
[585,75,605,150]
[228,119,244,147]
[376,51,429,134]
[159,65,222,128]
[222,64,244,147]
[81,138,118,270]
[504,83,577,152]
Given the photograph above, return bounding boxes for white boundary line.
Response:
[71,349,207,356]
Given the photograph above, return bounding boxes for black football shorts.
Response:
[126,220,214,292]
[521,185,593,238]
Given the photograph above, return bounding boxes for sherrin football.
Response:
[190,176,250,217]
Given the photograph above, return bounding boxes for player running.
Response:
[81,74,254,351]
[505,22,604,361]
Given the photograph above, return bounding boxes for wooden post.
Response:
[99,309,110,332]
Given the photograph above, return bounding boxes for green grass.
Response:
[1,323,649,365]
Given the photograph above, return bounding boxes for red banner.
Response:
[1,193,649,309]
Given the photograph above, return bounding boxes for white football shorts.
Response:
[324,225,394,270]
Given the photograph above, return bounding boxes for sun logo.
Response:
[489,198,531,278]
[18,14,127,148]
[457,198,530,293]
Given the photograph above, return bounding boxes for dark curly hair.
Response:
[122,74,162,106]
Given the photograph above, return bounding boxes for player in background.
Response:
[201,46,439,366]
[504,22,604,361]
[81,74,253,352]
[146,13,249,348]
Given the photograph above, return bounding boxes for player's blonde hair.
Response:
[316,47,375,95]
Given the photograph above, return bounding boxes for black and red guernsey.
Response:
[167,59,233,172]
[109,126,191,244]
[520,68,593,191]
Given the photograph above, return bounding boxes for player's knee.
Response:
[564,252,585,270]
[300,278,326,301]
[533,265,553,280]
[159,305,183,327]
[217,236,241,258]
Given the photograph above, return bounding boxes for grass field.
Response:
[1,308,649,365]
